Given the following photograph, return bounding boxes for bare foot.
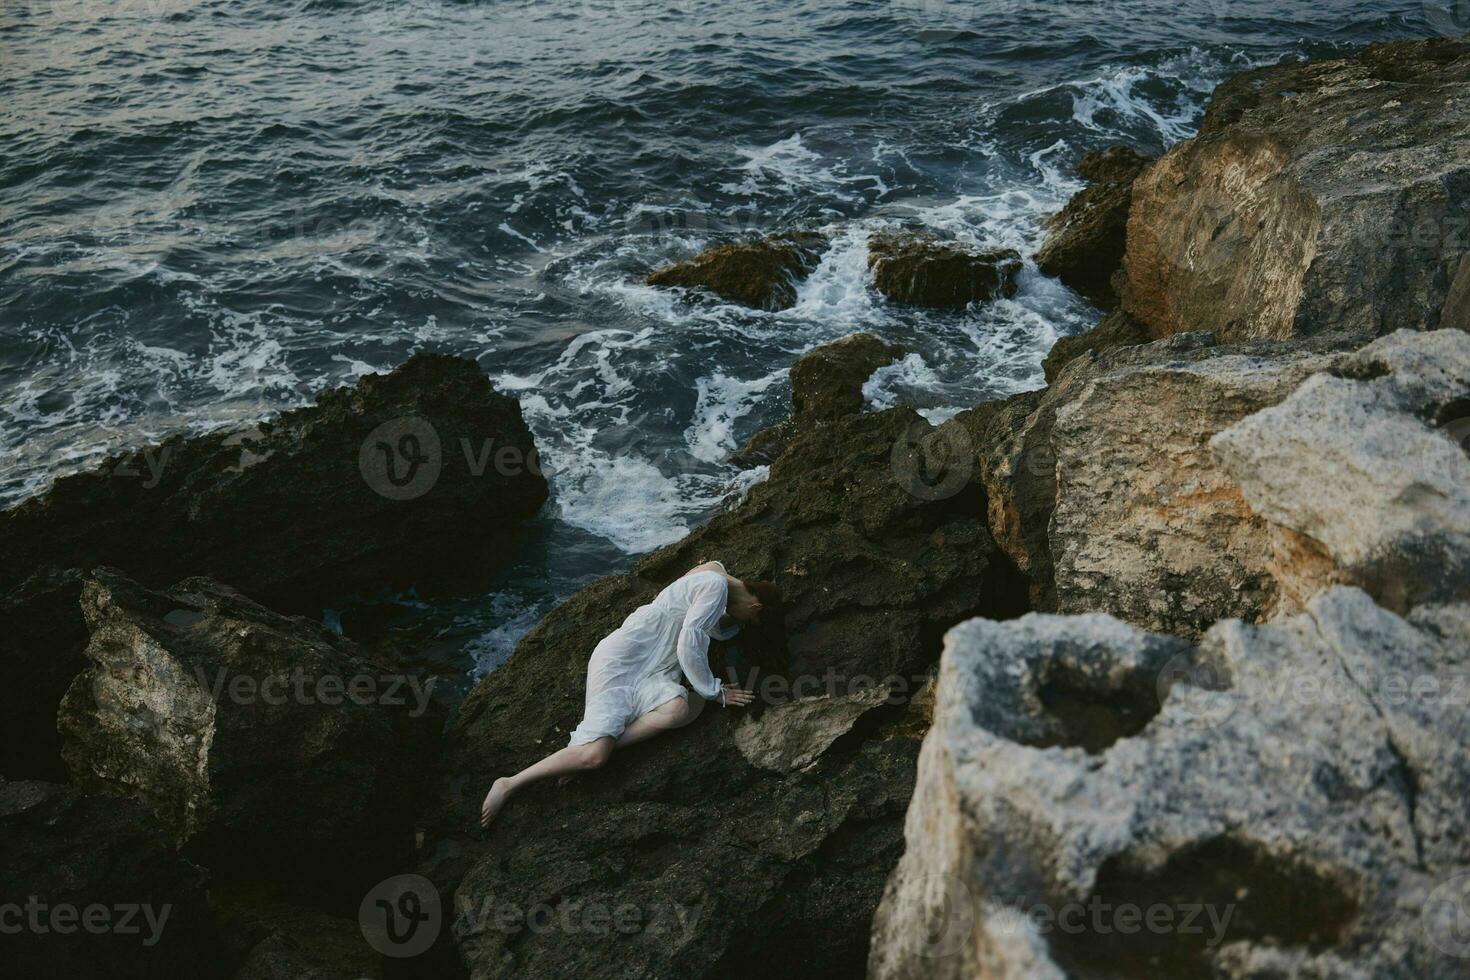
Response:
[480,777,512,828]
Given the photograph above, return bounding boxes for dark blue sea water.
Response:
[0,0,1449,684]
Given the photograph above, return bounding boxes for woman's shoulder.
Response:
[687,559,726,576]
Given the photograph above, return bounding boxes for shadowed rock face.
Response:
[1040,310,1150,384]
[418,345,1028,980]
[57,569,441,897]
[645,232,829,310]
[0,353,548,616]
[1035,146,1154,307]
[867,232,1022,309]
[0,779,222,979]
[0,567,87,780]
[1120,38,1470,343]
[215,887,385,980]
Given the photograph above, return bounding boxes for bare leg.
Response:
[615,693,704,749]
[480,736,613,828]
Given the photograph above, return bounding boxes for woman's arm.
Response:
[676,574,728,701]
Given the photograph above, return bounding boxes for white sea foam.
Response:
[685,367,786,464]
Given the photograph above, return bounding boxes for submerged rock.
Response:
[57,569,439,893]
[1120,38,1470,342]
[871,587,1470,980]
[645,231,829,310]
[0,354,548,614]
[867,232,1022,309]
[424,358,1027,978]
[1035,145,1154,307]
[0,779,221,978]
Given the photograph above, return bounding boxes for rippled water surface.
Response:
[0,0,1442,680]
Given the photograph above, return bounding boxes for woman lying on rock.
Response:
[480,560,779,827]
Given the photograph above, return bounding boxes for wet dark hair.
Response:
[744,579,783,626]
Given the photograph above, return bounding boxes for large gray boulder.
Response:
[870,588,1470,979]
[57,569,440,891]
[961,328,1464,639]
[1046,338,1344,636]
[1120,38,1470,342]
[1212,328,1470,617]
[957,332,1348,633]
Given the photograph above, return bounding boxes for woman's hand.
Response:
[720,685,754,707]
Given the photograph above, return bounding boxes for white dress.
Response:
[568,563,739,746]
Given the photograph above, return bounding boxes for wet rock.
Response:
[867,231,1022,309]
[1040,310,1150,384]
[1212,329,1470,617]
[1120,38,1470,342]
[426,396,1028,978]
[0,354,548,614]
[1035,146,1154,307]
[56,569,440,894]
[0,778,221,978]
[733,331,904,466]
[645,231,829,311]
[0,567,87,779]
[790,332,905,421]
[871,586,1470,979]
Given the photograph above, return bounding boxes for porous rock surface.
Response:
[870,587,1470,980]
